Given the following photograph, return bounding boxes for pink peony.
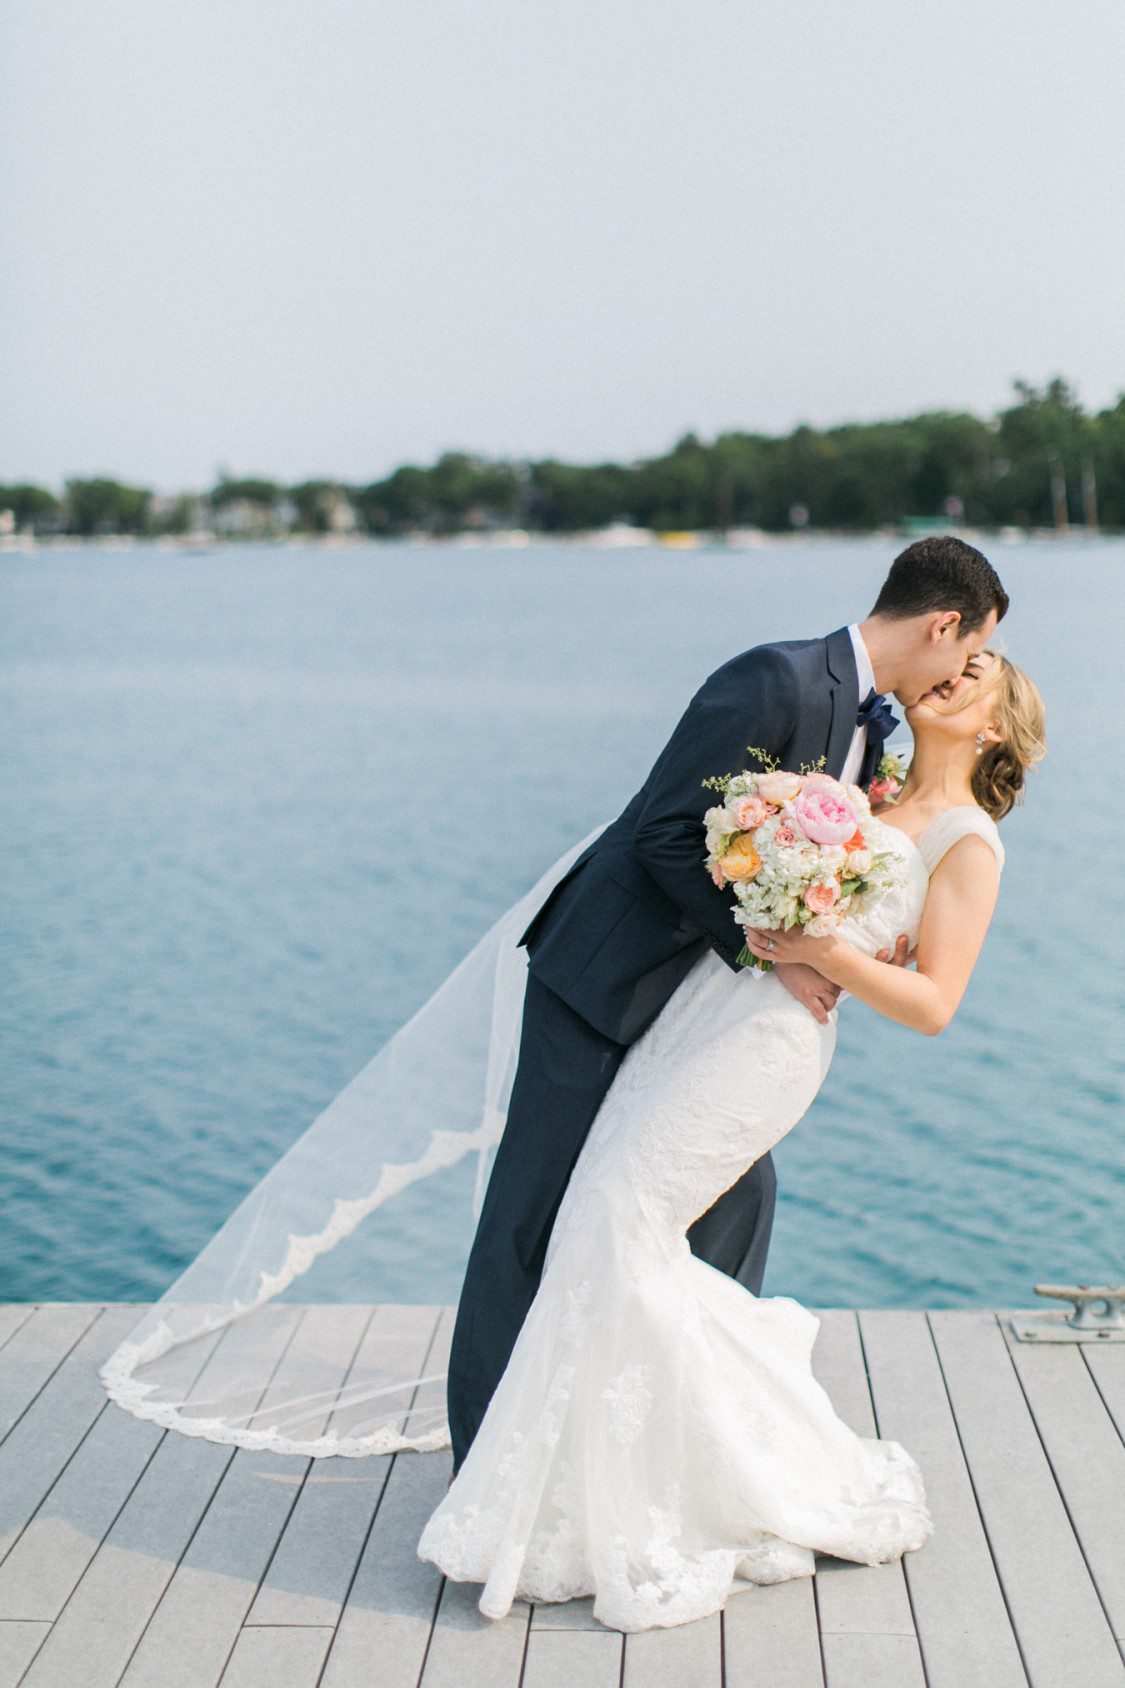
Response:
[730,795,769,830]
[803,878,841,915]
[792,786,859,846]
[755,770,802,804]
[803,771,846,794]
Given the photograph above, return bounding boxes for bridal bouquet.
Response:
[702,758,899,968]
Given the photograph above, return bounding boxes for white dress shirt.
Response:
[743,624,876,983]
[840,623,877,786]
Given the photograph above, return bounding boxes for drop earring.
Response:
[975,732,986,755]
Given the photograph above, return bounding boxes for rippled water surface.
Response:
[2,537,1121,1306]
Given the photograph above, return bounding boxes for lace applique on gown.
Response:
[418,808,1003,1632]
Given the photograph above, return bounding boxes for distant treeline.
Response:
[3,378,1122,540]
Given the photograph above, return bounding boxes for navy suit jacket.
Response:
[518,626,877,1045]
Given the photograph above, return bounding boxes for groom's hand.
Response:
[775,963,841,1025]
[876,934,917,969]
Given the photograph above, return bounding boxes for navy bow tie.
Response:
[856,687,899,746]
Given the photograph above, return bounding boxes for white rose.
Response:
[756,770,802,804]
[804,913,838,937]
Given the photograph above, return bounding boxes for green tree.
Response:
[992,377,1088,526]
[0,483,62,533]
[65,478,151,536]
[211,477,282,509]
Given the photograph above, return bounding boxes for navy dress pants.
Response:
[445,969,777,1473]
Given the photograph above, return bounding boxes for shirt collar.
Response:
[847,623,877,700]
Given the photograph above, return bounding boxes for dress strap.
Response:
[916,806,1005,877]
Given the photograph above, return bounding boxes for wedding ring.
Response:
[766,937,775,952]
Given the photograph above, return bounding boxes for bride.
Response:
[416,648,1046,1631]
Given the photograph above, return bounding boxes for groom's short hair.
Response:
[871,537,1009,633]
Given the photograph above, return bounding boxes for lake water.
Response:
[2,536,1121,1309]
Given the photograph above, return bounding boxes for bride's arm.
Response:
[741,836,1000,1036]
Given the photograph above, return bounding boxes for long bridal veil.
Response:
[100,822,609,1457]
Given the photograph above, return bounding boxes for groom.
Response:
[447,535,1008,1470]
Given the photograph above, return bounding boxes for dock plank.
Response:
[1084,1346,1125,1445]
[0,1385,163,1622]
[219,1624,333,1687]
[723,1577,824,1687]
[930,1310,1123,1688]
[0,1305,101,1445]
[320,1308,452,1688]
[246,1304,439,1630]
[808,1312,920,1642]
[531,1596,607,1632]
[820,1631,927,1688]
[0,1305,141,1567]
[20,1324,247,1688]
[522,1628,623,1688]
[622,1613,722,1687]
[418,1579,531,1688]
[0,1619,51,1685]
[0,1305,35,1354]
[119,1305,309,1688]
[860,1310,1026,1688]
[1003,1321,1125,1644]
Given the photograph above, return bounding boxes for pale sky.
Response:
[2,0,1122,493]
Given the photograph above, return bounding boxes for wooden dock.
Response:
[0,1302,1122,1688]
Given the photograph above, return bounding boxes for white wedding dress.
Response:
[418,806,1005,1632]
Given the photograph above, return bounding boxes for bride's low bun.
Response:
[972,656,1046,821]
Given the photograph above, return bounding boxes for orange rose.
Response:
[718,835,763,882]
[844,827,867,851]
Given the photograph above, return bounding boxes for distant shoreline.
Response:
[1,523,1118,556]
[4,379,1121,545]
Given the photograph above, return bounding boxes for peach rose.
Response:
[755,770,802,804]
[718,834,763,882]
[803,878,841,915]
[775,822,799,848]
[729,795,769,830]
[793,786,859,846]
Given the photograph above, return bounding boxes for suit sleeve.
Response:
[632,646,802,971]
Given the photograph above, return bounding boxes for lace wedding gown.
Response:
[418,806,1005,1632]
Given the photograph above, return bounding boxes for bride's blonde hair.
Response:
[944,651,1047,820]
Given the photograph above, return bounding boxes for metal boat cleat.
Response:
[1009,1283,1125,1344]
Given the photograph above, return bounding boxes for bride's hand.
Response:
[742,925,838,967]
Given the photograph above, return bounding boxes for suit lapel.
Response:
[823,626,859,777]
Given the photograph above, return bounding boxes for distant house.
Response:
[148,492,211,536]
[320,488,357,534]
[213,497,286,538]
